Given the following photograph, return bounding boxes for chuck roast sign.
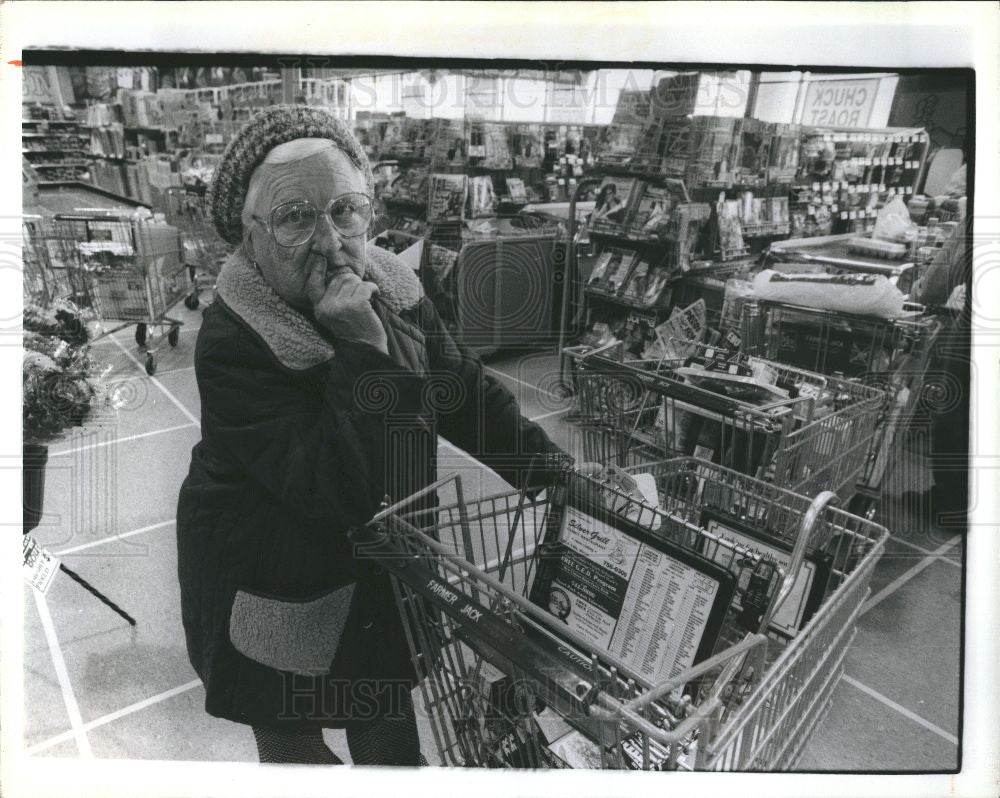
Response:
[802,78,880,128]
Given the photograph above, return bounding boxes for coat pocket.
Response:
[228,583,356,676]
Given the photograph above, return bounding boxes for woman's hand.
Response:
[307,261,388,355]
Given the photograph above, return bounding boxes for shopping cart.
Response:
[163,186,228,310]
[740,299,942,498]
[573,341,885,503]
[352,457,887,770]
[23,213,188,375]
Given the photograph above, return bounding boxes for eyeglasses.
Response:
[251,192,375,248]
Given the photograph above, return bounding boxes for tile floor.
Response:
[22,301,963,771]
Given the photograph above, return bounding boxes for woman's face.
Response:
[243,147,369,311]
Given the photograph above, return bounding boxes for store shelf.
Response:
[32,161,91,169]
[125,125,172,135]
[584,288,669,314]
[90,153,137,163]
[383,197,428,210]
[589,229,673,247]
[741,222,791,239]
[23,119,87,126]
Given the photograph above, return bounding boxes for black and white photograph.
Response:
[2,3,998,798]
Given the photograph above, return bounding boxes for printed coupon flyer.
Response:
[540,504,722,684]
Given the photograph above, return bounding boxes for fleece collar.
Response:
[215,243,423,373]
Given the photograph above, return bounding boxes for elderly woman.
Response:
[176,106,565,766]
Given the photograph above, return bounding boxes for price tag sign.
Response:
[847,184,856,194]
[822,182,831,192]
[840,212,849,220]
[904,186,912,195]
[812,182,821,192]
[23,535,60,595]
[849,211,858,220]
[831,204,839,213]
[879,184,887,192]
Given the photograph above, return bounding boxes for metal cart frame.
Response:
[22,213,189,375]
[354,458,887,770]
[573,342,885,503]
[163,186,228,311]
[740,299,942,496]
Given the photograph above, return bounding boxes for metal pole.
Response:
[743,72,761,119]
[558,177,603,388]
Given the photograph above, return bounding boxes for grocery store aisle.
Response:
[22,317,962,770]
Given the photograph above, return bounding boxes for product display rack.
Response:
[371,118,597,352]
[572,116,931,360]
[22,114,92,183]
[790,126,929,238]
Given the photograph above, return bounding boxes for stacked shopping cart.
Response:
[163,186,229,310]
[22,212,188,375]
[573,340,885,504]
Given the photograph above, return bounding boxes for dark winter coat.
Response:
[176,244,563,729]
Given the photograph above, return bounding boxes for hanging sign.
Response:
[22,67,53,104]
[802,79,879,128]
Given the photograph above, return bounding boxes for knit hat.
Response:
[209,105,375,245]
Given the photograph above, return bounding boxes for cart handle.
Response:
[369,473,466,525]
[759,489,839,632]
[557,176,604,364]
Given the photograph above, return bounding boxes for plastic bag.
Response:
[752,269,906,319]
[873,196,917,243]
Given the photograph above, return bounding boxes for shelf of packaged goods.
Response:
[124,126,172,135]
[740,223,791,239]
[583,288,668,315]
[594,167,687,184]
[23,148,89,155]
[22,119,86,126]
[812,133,928,145]
[32,161,91,169]
[379,155,429,167]
[589,228,672,247]
[383,198,429,210]
[89,153,137,163]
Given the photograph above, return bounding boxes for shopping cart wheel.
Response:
[135,323,147,348]
[145,353,156,376]
[168,324,180,347]
[185,293,200,310]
